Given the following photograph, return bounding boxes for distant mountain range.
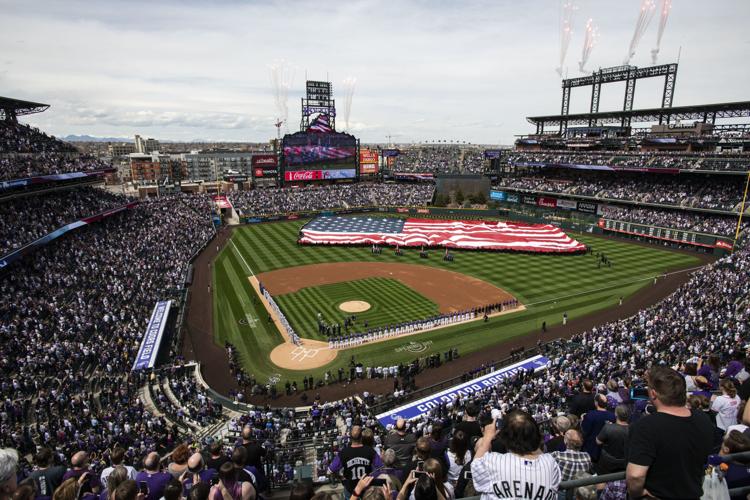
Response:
[62,135,133,143]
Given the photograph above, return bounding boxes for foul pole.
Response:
[733,170,750,252]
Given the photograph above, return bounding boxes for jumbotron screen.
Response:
[283,132,356,168]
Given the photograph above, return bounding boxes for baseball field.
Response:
[212,217,701,385]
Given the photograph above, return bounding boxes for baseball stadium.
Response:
[2,1,750,498]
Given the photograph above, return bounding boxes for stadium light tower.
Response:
[274,119,284,142]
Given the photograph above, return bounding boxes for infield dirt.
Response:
[256,262,515,314]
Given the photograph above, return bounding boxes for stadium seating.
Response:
[2,122,750,498]
[494,170,746,211]
[504,150,750,172]
[389,146,486,174]
[230,183,435,215]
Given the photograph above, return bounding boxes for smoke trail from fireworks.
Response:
[342,77,356,131]
[268,60,295,132]
[624,0,656,65]
[651,0,672,64]
[578,18,598,73]
[557,1,576,76]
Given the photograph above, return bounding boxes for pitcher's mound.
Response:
[339,300,371,313]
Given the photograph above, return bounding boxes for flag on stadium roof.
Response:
[298,216,587,253]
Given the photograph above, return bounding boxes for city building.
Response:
[129,152,186,184]
[134,134,160,154]
[108,142,136,157]
[182,151,255,181]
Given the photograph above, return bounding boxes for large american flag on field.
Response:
[299,216,587,253]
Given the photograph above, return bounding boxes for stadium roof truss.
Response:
[527,101,750,134]
[0,96,50,122]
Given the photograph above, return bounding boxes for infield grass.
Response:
[274,278,439,341]
[213,218,701,385]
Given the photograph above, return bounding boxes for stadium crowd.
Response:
[505,150,750,172]
[495,171,745,211]
[0,191,747,498]
[2,123,750,498]
[391,147,485,174]
[0,154,112,182]
[0,186,131,255]
[230,184,435,215]
[600,205,745,237]
[0,195,214,466]
[0,122,77,154]
[0,122,111,181]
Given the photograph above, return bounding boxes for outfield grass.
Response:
[274,278,439,341]
[213,218,701,384]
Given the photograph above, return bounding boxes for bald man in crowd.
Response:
[383,418,417,468]
[62,451,101,494]
[135,452,172,500]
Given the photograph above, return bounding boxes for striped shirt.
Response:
[471,452,560,500]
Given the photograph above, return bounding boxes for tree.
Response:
[454,189,465,205]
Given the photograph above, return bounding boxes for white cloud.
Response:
[1,0,749,143]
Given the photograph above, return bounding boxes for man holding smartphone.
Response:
[135,453,172,500]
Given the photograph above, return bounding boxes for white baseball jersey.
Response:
[471,452,560,500]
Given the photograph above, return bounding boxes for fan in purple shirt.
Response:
[135,453,172,500]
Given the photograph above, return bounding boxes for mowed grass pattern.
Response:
[214,218,701,384]
[274,278,439,341]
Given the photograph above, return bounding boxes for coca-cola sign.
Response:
[284,170,323,181]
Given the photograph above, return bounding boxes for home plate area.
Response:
[268,340,338,370]
[290,345,323,361]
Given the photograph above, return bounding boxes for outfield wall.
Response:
[238,204,732,255]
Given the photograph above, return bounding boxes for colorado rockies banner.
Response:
[376,354,549,426]
[132,300,172,371]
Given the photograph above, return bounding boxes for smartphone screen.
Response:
[370,478,386,488]
[630,387,649,400]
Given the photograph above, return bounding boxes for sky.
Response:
[1,0,749,144]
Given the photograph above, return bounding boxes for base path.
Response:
[249,276,338,371]
[257,262,516,314]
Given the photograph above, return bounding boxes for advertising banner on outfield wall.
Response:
[536,197,557,208]
[489,190,506,201]
[556,199,578,210]
[506,193,519,203]
[522,195,537,205]
[577,201,598,214]
[376,354,549,426]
